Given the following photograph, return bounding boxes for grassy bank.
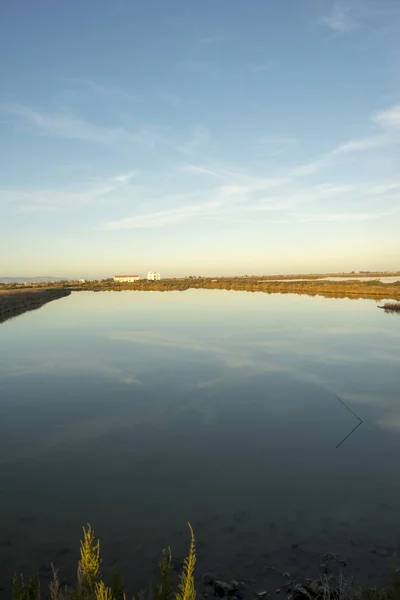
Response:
[63,277,400,301]
[7,525,400,600]
[2,274,400,302]
[10,524,196,600]
[0,288,71,324]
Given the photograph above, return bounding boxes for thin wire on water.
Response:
[335,395,364,449]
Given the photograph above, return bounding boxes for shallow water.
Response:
[0,290,399,592]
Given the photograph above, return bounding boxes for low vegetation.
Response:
[10,524,196,600]
[2,274,400,303]
[69,277,400,301]
[7,524,400,600]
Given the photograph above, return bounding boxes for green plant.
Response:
[49,565,61,600]
[111,573,126,600]
[155,547,173,600]
[176,524,196,600]
[77,524,101,594]
[12,574,40,600]
[95,581,113,600]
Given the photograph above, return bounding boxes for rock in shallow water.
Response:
[213,580,239,597]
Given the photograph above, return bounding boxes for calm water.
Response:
[0,290,399,592]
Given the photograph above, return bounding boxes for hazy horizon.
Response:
[1,0,399,275]
[1,265,399,282]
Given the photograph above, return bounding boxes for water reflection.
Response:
[0,290,399,591]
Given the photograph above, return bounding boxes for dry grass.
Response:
[11,524,195,600]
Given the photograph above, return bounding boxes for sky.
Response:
[1,0,400,278]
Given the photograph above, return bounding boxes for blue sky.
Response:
[1,0,400,277]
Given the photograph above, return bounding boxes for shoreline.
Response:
[0,288,71,325]
[69,278,400,301]
[1,281,399,322]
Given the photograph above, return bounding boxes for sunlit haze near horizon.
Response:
[1,0,400,278]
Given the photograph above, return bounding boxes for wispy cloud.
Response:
[0,103,186,152]
[300,206,400,223]
[333,135,390,154]
[0,103,140,145]
[372,105,400,130]
[0,171,136,212]
[3,99,400,230]
[319,1,358,33]
[97,166,400,230]
[99,200,222,230]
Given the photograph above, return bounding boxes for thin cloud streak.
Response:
[299,206,400,223]
[319,1,358,33]
[0,172,136,212]
[0,103,140,145]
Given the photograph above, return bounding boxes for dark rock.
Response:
[338,559,347,567]
[283,573,291,579]
[275,590,281,594]
[265,566,276,572]
[202,574,215,585]
[257,592,268,598]
[213,581,238,597]
[291,544,299,550]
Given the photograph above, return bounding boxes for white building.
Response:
[114,275,140,283]
[78,279,86,284]
[147,271,161,281]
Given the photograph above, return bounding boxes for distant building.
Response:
[113,275,140,282]
[147,271,161,281]
[78,279,86,283]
